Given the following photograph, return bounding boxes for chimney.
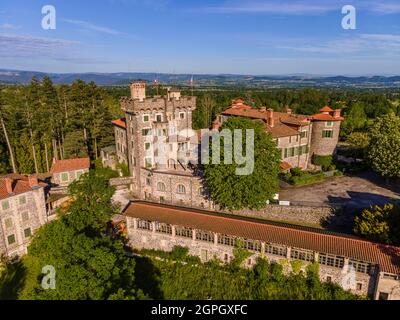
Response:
[3,178,13,194]
[28,175,39,187]
[267,108,275,127]
[286,108,292,115]
[333,109,341,118]
[130,81,146,101]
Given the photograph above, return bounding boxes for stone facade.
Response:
[112,81,207,206]
[0,176,47,258]
[126,216,400,299]
[52,168,89,187]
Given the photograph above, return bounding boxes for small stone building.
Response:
[0,174,48,257]
[50,157,90,188]
[124,201,400,300]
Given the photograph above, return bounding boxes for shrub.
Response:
[312,155,333,171]
[290,167,303,177]
[290,173,326,186]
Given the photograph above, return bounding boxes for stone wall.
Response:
[126,217,381,298]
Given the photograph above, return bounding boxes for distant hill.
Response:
[1,69,400,88]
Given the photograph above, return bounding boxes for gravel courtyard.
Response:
[279,172,400,210]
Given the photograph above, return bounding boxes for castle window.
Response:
[349,259,371,274]
[24,227,32,238]
[217,234,236,247]
[1,200,10,211]
[157,182,166,192]
[7,234,16,245]
[326,276,332,283]
[290,248,314,262]
[356,283,363,291]
[145,142,151,151]
[156,114,163,122]
[21,211,29,222]
[61,172,69,182]
[4,217,13,229]
[300,130,308,139]
[319,254,344,268]
[244,239,262,252]
[175,226,193,238]
[145,157,152,168]
[137,219,152,231]
[378,292,389,300]
[196,230,214,243]
[322,130,333,138]
[177,184,186,194]
[198,187,203,196]
[143,115,149,122]
[265,243,287,257]
[326,121,333,127]
[142,128,152,136]
[19,195,26,205]
[179,112,185,119]
[146,178,151,186]
[155,222,172,234]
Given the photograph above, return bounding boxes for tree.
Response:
[204,117,280,210]
[16,169,141,300]
[354,203,400,245]
[367,114,400,178]
[341,102,367,136]
[346,132,370,161]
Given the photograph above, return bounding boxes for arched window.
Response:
[177,184,186,194]
[157,182,166,192]
[168,159,177,169]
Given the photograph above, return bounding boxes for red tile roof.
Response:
[50,158,90,174]
[320,106,334,113]
[124,201,400,274]
[221,103,311,138]
[112,118,127,129]
[0,174,47,200]
[311,114,344,121]
[280,161,292,171]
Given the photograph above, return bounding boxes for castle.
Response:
[111,81,343,207]
[108,82,400,299]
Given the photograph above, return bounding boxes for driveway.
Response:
[279,172,400,211]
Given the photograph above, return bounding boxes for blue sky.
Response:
[1,0,400,75]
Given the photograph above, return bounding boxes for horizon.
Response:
[1,0,400,75]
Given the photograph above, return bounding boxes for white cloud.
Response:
[370,2,400,14]
[0,33,79,59]
[0,23,21,30]
[63,19,126,35]
[278,34,400,55]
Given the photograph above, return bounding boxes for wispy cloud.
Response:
[192,0,344,15]
[370,2,400,14]
[278,33,400,55]
[191,0,400,16]
[63,19,126,35]
[0,23,21,30]
[0,33,79,59]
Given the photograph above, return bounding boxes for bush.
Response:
[312,155,333,171]
[290,172,326,186]
[290,167,303,177]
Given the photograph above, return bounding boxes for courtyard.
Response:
[279,171,400,211]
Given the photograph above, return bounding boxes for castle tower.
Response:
[309,106,343,158]
[130,81,146,101]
